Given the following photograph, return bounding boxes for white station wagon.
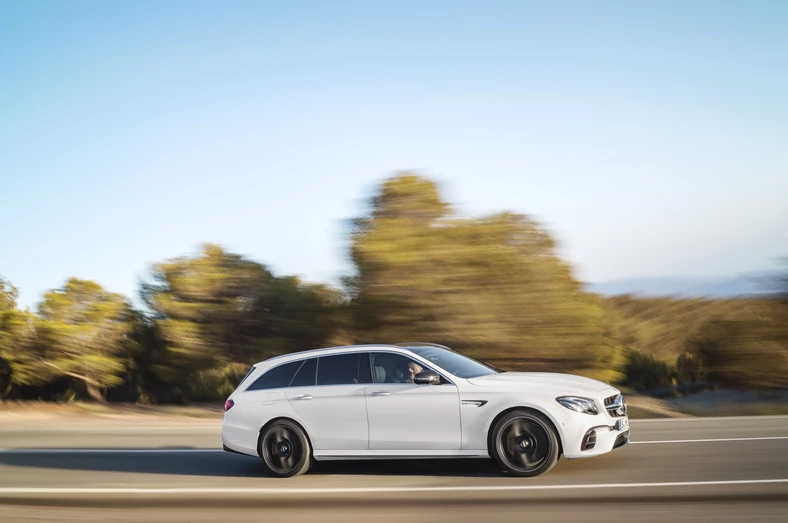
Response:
[221,343,630,477]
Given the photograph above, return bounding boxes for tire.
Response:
[259,419,312,478]
[490,409,560,477]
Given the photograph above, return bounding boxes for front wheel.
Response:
[490,409,560,477]
[259,419,312,477]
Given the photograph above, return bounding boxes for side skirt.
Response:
[313,450,490,461]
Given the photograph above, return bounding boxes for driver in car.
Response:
[405,361,423,383]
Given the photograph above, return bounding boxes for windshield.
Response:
[406,347,500,379]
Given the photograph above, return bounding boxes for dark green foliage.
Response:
[605,292,787,391]
[601,295,745,362]
[687,309,788,390]
[675,351,705,384]
[622,350,676,392]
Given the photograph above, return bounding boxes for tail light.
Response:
[224,399,234,412]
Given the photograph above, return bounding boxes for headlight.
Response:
[556,396,599,415]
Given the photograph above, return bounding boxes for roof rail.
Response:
[265,343,402,361]
[394,342,453,351]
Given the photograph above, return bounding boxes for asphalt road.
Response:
[0,416,786,522]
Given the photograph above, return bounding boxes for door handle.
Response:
[370,391,390,397]
[294,394,312,401]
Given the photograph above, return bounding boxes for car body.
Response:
[221,343,630,477]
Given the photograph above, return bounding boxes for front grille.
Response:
[605,394,627,417]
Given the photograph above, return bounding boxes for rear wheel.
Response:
[259,419,312,477]
[490,409,560,477]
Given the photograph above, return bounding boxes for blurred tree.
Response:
[105,314,168,403]
[349,173,613,379]
[601,295,743,362]
[250,276,352,356]
[0,277,18,313]
[604,293,788,390]
[689,309,787,390]
[622,350,676,392]
[675,350,705,385]
[31,279,137,401]
[141,244,348,401]
[0,277,20,397]
[141,244,269,399]
[0,277,50,398]
[0,308,40,397]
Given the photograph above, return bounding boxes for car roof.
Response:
[254,342,452,367]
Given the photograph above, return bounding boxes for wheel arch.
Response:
[485,406,564,457]
[256,416,315,458]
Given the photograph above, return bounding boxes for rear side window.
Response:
[317,353,372,386]
[290,358,317,387]
[246,361,302,391]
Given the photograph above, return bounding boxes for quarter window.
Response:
[246,361,302,391]
[290,357,318,387]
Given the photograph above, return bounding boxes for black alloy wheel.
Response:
[491,409,560,477]
[260,419,312,477]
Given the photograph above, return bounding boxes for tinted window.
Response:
[371,352,432,384]
[406,347,498,379]
[290,357,317,387]
[317,353,371,386]
[246,361,302,391]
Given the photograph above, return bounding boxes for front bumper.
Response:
[554,388,631,459]
[613,429,630,449]
[557,410,631,459]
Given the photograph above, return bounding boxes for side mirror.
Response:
[414,370,441,385]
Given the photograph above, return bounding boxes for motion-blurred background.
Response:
[1,172,787,413]
[1,1,786,412]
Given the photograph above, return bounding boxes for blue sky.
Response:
[1,0,786,308]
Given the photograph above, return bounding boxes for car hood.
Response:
[467,372,614,395]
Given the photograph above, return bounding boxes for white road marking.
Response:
[0,479,786,495]
[632,436,788,445]
[631,415,788,423]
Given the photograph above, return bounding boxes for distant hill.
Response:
[587,275,775,298]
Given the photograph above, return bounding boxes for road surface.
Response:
[0,416,786,522]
